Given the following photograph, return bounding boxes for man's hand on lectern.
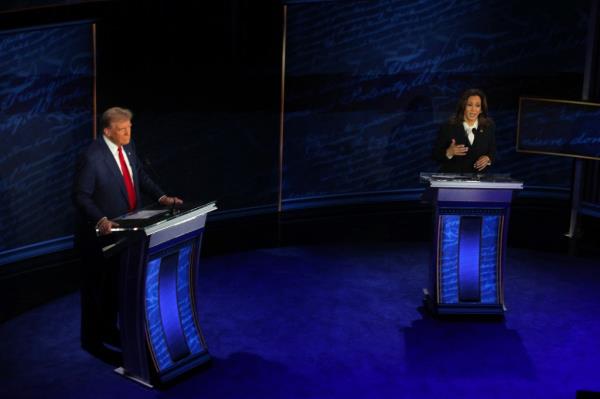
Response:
[159,196,183,206]
[97,217,119,236]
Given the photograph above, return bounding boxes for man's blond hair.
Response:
[101,107,133,128]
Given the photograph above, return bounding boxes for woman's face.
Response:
[463,95,482,124]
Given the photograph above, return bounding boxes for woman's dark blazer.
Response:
[432,119,496,173]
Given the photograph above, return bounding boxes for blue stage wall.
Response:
[0,22,93,263]
[0,1,593,264]
[283,0,588,205]
[0,0,101,13]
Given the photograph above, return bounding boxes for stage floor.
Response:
[1,242,599,399]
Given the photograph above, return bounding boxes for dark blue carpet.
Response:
[1,242,599,398]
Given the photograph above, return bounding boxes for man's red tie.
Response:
[118,146,137,211]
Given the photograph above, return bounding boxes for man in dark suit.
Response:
[73,107,182,359]
[433,89,496,173]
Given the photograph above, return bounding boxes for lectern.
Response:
[421,174,522,315]
[102,201,217,387]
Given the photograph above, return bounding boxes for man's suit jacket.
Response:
[73,137,165,351]
[73,137,164,227]
[432,120,497,173]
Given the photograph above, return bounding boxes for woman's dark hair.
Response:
[450,88,492,127]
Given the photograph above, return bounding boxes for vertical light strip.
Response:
[581,0,597,101]
[92,23,97,140]
[176,245,203,354]
[146,257,174,371]
[158,251,191,362]
[440,215,460,304]
[480,215,500,304]
[278,5,288,213]
[436,215,442,303]
[568,0,598,237]
[458,216,482,302]
[497,216,505,305]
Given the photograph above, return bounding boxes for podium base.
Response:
[115,351,212,388]
[114,367,154,388]
[423,289,505,317]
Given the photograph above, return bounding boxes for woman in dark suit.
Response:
[433,88,496,173]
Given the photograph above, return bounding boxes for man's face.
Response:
[104,119,132,147]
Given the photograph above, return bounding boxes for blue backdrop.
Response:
[0,22,93,261]
[0,0,100,12]
[0,0,593,262]
[283,0,587,205]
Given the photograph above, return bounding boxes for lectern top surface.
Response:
[112,200,217,231]
[420,173,523,189]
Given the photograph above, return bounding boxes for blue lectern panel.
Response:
[158,252,191,362]
[439,214,501,305]
[145,240,206,374]
[439,215,460,304]
[480,216,501,304]
[176,246,204,354]
[146,257,175,371]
